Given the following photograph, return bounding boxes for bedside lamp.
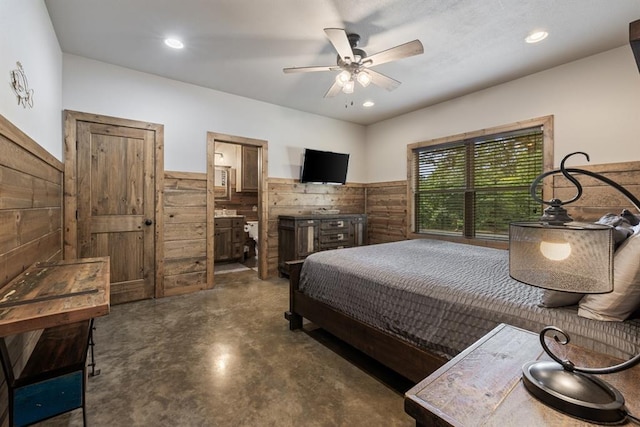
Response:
[509,152,640,424]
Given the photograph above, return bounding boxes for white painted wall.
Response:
[366,46,640,182]
[4,1,639,184]
[0,0,62,158]
[61,54,367,181]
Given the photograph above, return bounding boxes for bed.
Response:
[285,238,640,383]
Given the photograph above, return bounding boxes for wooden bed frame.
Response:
[284,161,640,384]
[284,260,447,383]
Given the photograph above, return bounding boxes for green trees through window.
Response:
[414,127,544,239]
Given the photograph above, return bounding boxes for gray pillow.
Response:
[620,209,640,226]
[596,213,634,249]
[579,224,640,321]
[539,290,584,308]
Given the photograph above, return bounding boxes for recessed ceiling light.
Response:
[525,30,548,44]
[164,38,184,49]
[363,101,375,107]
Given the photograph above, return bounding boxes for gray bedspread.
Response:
[299,239,640,360]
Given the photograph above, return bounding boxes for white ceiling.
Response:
[45,0,640,125]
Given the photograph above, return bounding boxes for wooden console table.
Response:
[0,257,110,426]
[0,257,110,337]
[405,324,640,426]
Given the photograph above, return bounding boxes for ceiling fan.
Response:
[283,28,424,98]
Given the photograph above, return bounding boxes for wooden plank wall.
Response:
[365,181,408,244]
[160,162,640,282]
[363,160,640,248]
[266,178,366,277]
[163,171,209,297]
[553,160,640,220]
[0,115,64,427]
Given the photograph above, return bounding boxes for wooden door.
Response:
[214,226,232,261]
[65,112,164,304]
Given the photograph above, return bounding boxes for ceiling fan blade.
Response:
[367,69,401,91]
[283,66,338,73]
[324,28,355,63]
[324,80,343,98]
[364,40,424,67]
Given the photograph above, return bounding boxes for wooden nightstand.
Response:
[405,324,640,426]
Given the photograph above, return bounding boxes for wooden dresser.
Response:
[277,214,367,276]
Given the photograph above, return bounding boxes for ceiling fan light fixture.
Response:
[356,71,371,87]
[342,79,355,94]
[336,70,351,86]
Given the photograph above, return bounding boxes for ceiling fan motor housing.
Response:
[336,33,367,68]
[347,33,361,48]
[337,48,367,67]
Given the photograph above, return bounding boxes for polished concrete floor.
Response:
[40,271,414,426]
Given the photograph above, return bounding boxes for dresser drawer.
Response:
[215,217,244,228]
[320,229,351,240]
[320,219,349,231]
[215,218,232,228]
[281,218,318,229]
[320,240,354,250]
[319,231,354,247]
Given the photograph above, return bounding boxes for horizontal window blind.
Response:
[415,144,466,234]
[414,126,544,239]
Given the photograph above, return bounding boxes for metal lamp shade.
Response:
[509,222,614,293]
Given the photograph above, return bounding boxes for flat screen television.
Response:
[300,149,349,184]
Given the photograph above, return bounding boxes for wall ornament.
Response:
[10,62,34,108]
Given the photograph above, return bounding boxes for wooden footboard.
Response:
[284,260,447,383]
[284,260,304,330]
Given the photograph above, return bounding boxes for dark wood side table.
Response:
[405,323,640,426]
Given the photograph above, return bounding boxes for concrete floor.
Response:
[39,271,414,426]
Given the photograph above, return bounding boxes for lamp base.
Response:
[522,361,626,424]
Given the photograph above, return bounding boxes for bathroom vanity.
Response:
[214,215,245,262]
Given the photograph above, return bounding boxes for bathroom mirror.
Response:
[214,166,231,200]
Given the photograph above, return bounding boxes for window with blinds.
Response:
[413,126,544,240]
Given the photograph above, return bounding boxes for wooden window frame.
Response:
[406,115,554,249]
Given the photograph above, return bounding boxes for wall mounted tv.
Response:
[300,149,349,184]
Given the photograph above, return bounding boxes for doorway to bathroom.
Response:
[206,132,268,283]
